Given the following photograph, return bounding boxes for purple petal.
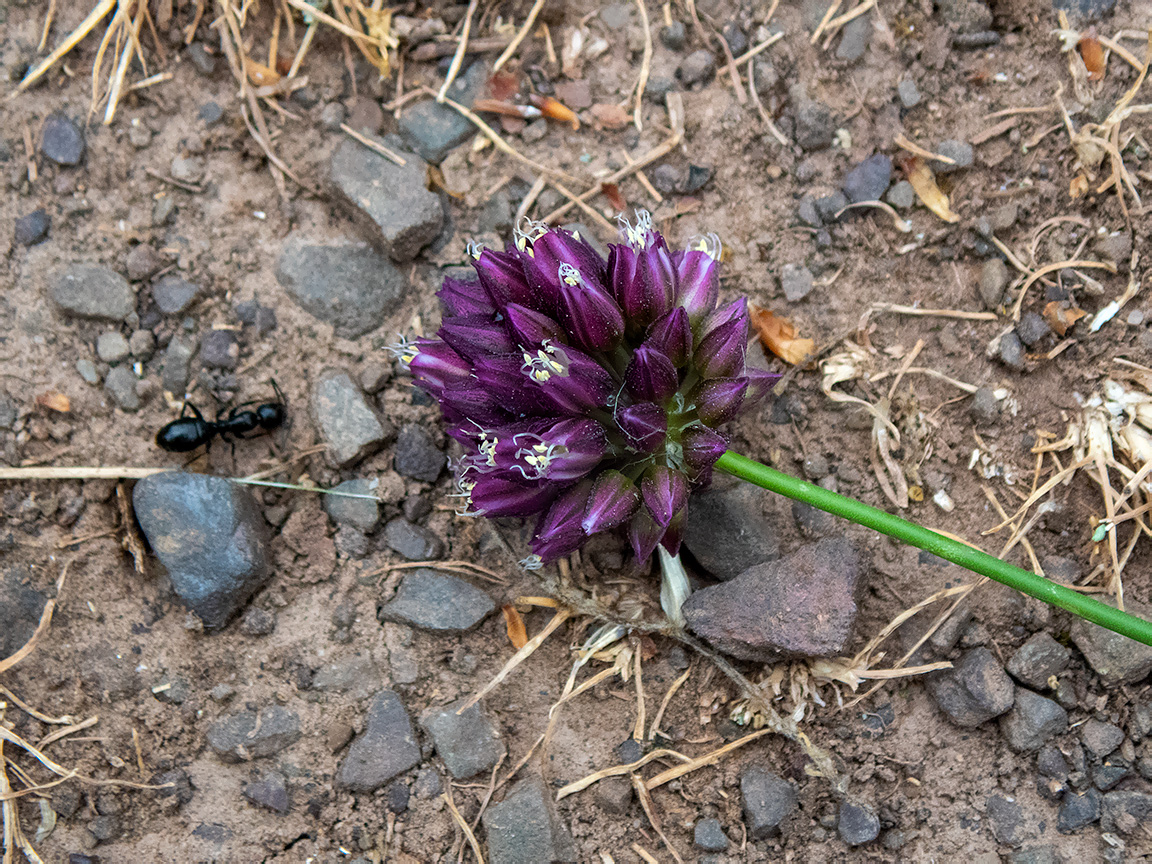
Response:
[439,315,517,362]
[625,343,678,404]
[647,306,693,367]
[531,481,593,561]
[405,338,472,393]
[674,249,720,324]
[437,380,511,427]
[680,424,729,478]
[467,474,559,517]
[582,470,641,535]
[554,262,625,351]
[504,303,567,346]
[607,235,676,327]
[745,369,782,407]
[659,509,685,554]
[694,377,748,426]
[472,354,554,416]
[693,314,748,379]
[437,276,495,318]
[615,402,668,453]
[474,247,535,309]
[518,227,608,306]
[501,418,607,482]
[518,343,615,416]
[640,465,689,527]
[628,506,663,561]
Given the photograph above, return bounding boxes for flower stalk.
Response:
[716,450,1152,647]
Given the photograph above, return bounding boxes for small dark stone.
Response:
[683,163,713,194]
[1058,788,1102,833]
[393,424,445,482]
[694,817,729,852]
[395,62,487,165]
[780,264,815,302]
[1093,763,1129,791]
[421,699,506,779]
[794,100,835,151]
[842,154,892,203]
[200,329,239,370]
[339,690,421,793]
[1070,598,1152,685]
[0,568,46,660]
[198,101,224,125]
[969,387,1001,425]
[660,21,687,50]
[649,164,686,195]
[683,483,779,580]
[41,113,85,165]
[483,776,578,864]
[1000,688,1068,753]
[677,50,717,87]
[615,738,643,764]
[836,14,871,60]
[722,22,748,55]
[999,331,1026,371]
[1101,790,1152,833]
[1016,312,1051,347]
[377,568,494,632]
[243,771,290,813]
[1052,0,1117,22]
[987,794,1023,845]
[51,265,135,321]
[186,43,216,75]
[837,801,880,846]
[151,768,194,805]
[1081,719,1124,758]
[952,30,1001,48]
[815,191,849,223]
[932,139,974,173]
[152,275,200,316]
[322,479,381,532]
[740,766,797,839]
[14,209,50,246]
[797,197,822,227]
[387,782,410,813]
[980,258,1009,310]
[88,814,121,842]
[593,776,633,814]
[926,647,1015,728]
[207,706,301,761]
[312,370,392,468]
[383,519,445,561]
[1037,745,1069,779]
[1006,632,1070,689]
[239,606,276,637]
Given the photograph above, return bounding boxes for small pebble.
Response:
[104,366,141,411]
[677,50,716,87]
[128,123,152,149]
[40,114,85,165]
[187,43,216,76]
[96,331,130,364]
[200,329,239,370]
[198,101,224,125]
[76,358,101,385]
[170,155,205,184]
[969,387,1000,424]
[14,210,50,246]
[521,119,548,143]
[885,180,916,210]
[780,264,815,302]
[932,139,974,174]
[660,21,687,51]
[126,244,165,281]
[897,79,921,108]
[1016,311,1052,347]
[722,22,748,55]
[980,258,1008,309]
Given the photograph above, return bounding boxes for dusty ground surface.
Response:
[2,0,1152,861]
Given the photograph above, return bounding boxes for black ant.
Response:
[156,381,286,452]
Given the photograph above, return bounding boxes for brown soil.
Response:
[2,0,1151,862]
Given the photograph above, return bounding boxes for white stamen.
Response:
[617,209,654,248]
[519,554,544,571]
[465,240,485,259]
[558,262,582,287]
[387,335,419,365]
[520,340,571,383]
[686,232,722,261]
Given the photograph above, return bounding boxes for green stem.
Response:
[716,450,1152,647]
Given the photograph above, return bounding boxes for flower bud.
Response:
[466,474,559,518]
[647,306,693,367]
[554,262,625,351]
[582,470,641,535]
[625,343,678,404]
[674,249,719,324]
[693,307,748,379]
[628,506,663,561]
[504,303,567,346]
[616,402,667,453]
[439,316,517,361]
[531,481,593,560]
[641,465,689,528]
[694,377,749,426]
[681,424,728,478]
[474,247,535,308]
[437,276,495,318]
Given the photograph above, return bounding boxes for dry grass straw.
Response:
[456,609,572,714]
[631,773,683,864]
[438,0,479,103]
[339,123,407,166]
[493,0,547,72]
[632,0,653,131]
[381,560,508,585]
[443,785,485,864]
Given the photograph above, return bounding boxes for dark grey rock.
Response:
[615,739,643,764]
[96,331,129,364]
[207,706,301,761]
[243,771,290,813]
[722,21,748,55]
[1037,744,1069,779]
[694,817,729,852]
[649,164,686,195]
[104,366,141,411]
[838,801,880,846]
[483,775,578,864]
[980,258,1008,309]
[200,329,239,370]
[897,79,921,108]
[396,61,487,164]
[323,479,381,532]
[383,518,444,560]
[313,655,380,700]
[969,387,1001,424]
[926,647,1015,728]
[792,499,837,538]
[1058,788,1102,832]
[88,814,121,842]
[1000,688,1068,752]
[199,101,224,125]
[0,397,16,430]
[987,794,1023,845]
[932,139,974,173]
[160,337,196,394]
[684,537,862,661]
[0,569,45,659]
[413,767,442,798]
[51,266,135,321]
[187,42,216,75]
[999,331,1026,371]
[339,690,421,793]
[1081,719,1124,758]
[1016,312,1051,347]
[151,768,194,805]
[330,140,443,262]
[1006,632,1070,689]
[835,14,871,61]
[683,483,779,580]
[320,102,346,131]
[41,113,85,165]
[1101,790,1152,833]
[14,209,50,246]
[794,100,835,151]
[125,244,165,281]
[740,766,797,839]
[312,370,392,468]
[394,423,445,482]
[660,21,687,50]
[1093,762,1128,790]
[1053,0,1117,21]
[421,699,506,779]
[377,568,494,632]
[797,197,822,227]
[815,190,850,222]
[1070,598,1152,685]
[939,0,995,38]
[842,154,892,203]
[1094,230,1132,267]
[1130,702,1152,742]
[387,782,410,813]
[276,235,408,338]
[780,264,814,302]
[885,180,916,209]
[677,50,716,87]
[234,299,277,335]
[952,30,1001,48]
[133,472,270,629]
[152,276,199,316]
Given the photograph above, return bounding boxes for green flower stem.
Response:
[717,450,1152,647]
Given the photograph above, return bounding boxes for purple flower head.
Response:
[399,213,779,566]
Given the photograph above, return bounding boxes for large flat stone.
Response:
[339,690,421,793]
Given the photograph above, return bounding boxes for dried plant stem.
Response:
[1010,259,1117,321]
[648,667,690,741]
[632,0,653,130]
[748,58,790,146]
[438,0,479,102]
[631,774,684,864]
[339,123,407,165]
[17,0,116,92]
[493,0,547,71]
[0,466,168,481]
[457,609,572,713]
[443,787,485,864]
[644,728,773,790]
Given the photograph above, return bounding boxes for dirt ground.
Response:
[2,0,1152,861]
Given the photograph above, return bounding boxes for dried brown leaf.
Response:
[1078,32,1106,81]
[36,392,70,413]
[902,157,959,223]
[590,103,630,130]
[502,604,528,649]
[532,95,580,130]
[243,56,280,87]
[748,303,815,366]
[601,182,627,212]
[1043,301,1087,336]
[1069,174,1090,198]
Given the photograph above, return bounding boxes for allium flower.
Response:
[398,212,779,568]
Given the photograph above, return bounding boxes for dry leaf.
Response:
[673,197,702,216]
[527,95,579,130]
[1043,301,1087,336]
[601,182,627,212]
[1069,174,1090,198]
[502,605,528,649]
[427,165,465,199]
[488,69,521,102]
[243,56,280,87]
[748,303,815,366]
[901,157,960,223]
[1078,31,1105,81]
[590,103,629,130]
[36,391,70,413]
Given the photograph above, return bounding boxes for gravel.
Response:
[339,690,421,793]
[207,706,301,761]
[152,275,199,316]
[682,483,779,580]
[96,331,130,364]
[421,699,506,779]
[104,366,141,411]
[40,113,85,165]
[1006,632,1071,689]
[897,78,921,107]
[14,209,50,246]
[1070,598,1152,685]
[741,766,797,839]
[322,479,381,532]
[1000,688,1069,752]
[979,258,1009,309]
[780,264,815,302]
[311,370,393,467]
[926,647,1015,727]
[51,265,135,321]
[841,153,893,203]
[376,568,495,632]
[393,423,445,482]
[838,800,880,846]
[482,775,578,864]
